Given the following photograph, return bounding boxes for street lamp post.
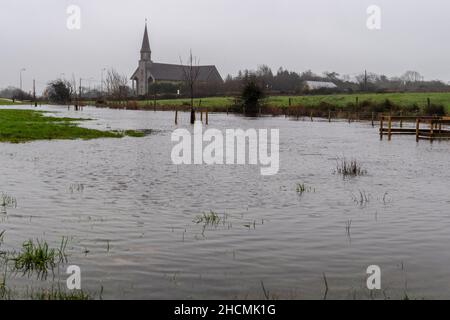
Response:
[101,68,106,95]
[19,68,26,91]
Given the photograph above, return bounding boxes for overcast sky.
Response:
[1,0,449,93]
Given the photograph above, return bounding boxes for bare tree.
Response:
[180,50,201,124]
[105,68,130,102]
[402,71,423,83]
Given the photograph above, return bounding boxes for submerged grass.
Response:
[296,183,315,195]
[11,237,68,279]
[352,190,371,207]
[0,234,100,300]
[0,109,143,143]
[30,287,93,300]
[335,158,367,177]
[1,193,17,209]
[194,211,222,226]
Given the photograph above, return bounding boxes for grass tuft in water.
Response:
[194,211,222,226]
[12,237,68,279]
[335,158,367,177]
[1,193,17,212]
[296,183,315,195]
[345,220,352,236]
[352,190,370,207]
[30,287,93,300]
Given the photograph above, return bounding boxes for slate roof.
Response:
[149,63,221,82]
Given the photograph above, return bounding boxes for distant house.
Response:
[131,23,222,96]
[303,81,338,91]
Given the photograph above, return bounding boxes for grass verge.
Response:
[0,109,144,143]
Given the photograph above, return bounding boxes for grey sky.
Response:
[1,0,449,93]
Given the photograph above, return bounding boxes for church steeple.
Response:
[140,20,151,61]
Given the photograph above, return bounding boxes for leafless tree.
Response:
[401,70,423,83]
[105,68,130,102]
[180,50,201,124]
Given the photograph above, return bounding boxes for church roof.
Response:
[149,63,221,82]
[141,24,151,53]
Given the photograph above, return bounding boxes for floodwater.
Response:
[1,105,450,299]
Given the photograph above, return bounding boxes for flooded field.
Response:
[1,105,450,299]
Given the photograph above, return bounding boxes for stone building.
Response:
[131,23,222,96]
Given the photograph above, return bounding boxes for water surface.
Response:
[1,105,449,299]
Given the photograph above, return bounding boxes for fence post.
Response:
[430,120,434,142]
[416,118,420,142]
[388,116,392,141]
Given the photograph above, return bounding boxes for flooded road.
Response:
[1,105,450,299]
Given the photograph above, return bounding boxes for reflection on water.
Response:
[1,105,450,299]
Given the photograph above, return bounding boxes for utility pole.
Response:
[33,79,37,107]
[79,78,82,100]
[19,68,26,91]
[364,69,368,92]
[101,68,106,96]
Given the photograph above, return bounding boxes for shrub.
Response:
[239,76,266,115]
[424,104,446,116]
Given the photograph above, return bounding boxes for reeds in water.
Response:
[335,158,367,177]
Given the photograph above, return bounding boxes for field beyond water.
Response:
[0,98,27,106]
[0,109,144,143]
[119,92,450,113]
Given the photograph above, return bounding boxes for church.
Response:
[131,23,223,96]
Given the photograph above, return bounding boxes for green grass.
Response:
[193,211,223,226]
[0,109,144,143]
[0,98,27,106]
[335,158,368,177]
[127,92,450,112]
[30,288,93,300]
[12,238,68,279]
[296,183,315,195]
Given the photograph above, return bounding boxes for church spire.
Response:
[140,20,151,55]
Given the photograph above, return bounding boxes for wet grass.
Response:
[345,220,352,236]
[352,190,370,207]
[69,183,84,193]
[0,193,17,214]
[0,234,101,300]
[122,130,145,137]
[0,109,143,143]
[335,158,367,177]
[11,237,68,279]
[0,99,27,106]
[98,93,450,113]
[30,287,93,300]
[296,183,315,195]
[194,211,223,227]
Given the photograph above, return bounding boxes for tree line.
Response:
[1,66,449,104]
